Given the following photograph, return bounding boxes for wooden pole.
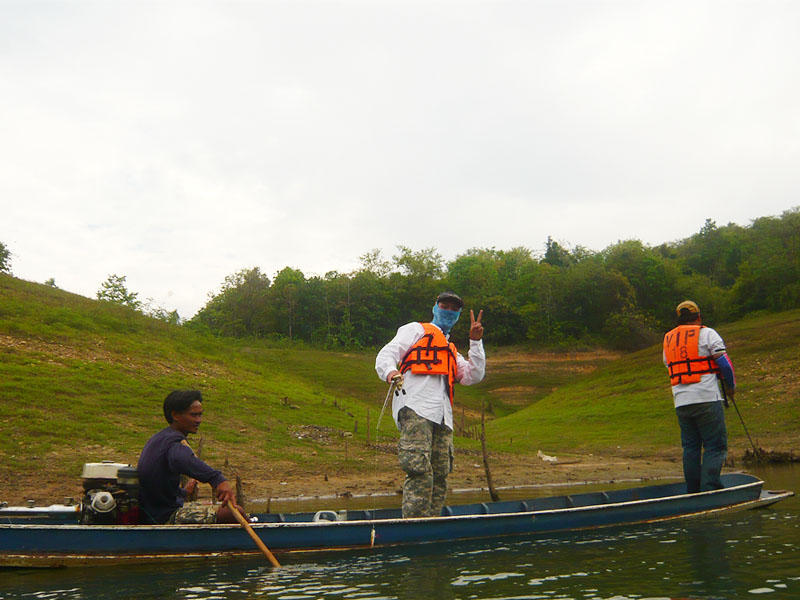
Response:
[480,400,500,502]
[235,474,245,512]
[226,501,281,568]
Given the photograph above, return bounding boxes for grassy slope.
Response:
[488,309,800,457]
[1,273,798,492]
[0,275,394,485]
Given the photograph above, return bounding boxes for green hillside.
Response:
[488,309,800,456]
[0,275,390,488]
[1,274,798,503]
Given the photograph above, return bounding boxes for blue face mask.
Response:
[432,303,461,334]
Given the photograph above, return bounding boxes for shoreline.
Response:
[224,452,689,507]
[9,451,685,507]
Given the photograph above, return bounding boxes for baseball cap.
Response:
[436,291,463,310]
[675,300,700,316]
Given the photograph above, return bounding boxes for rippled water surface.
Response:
[2,465,798,600]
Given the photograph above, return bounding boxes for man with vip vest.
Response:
[663,300,736,493]
[376,292,486,518]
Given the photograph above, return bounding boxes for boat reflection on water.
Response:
[3,508,797,600]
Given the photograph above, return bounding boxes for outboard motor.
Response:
[80,462,140,525]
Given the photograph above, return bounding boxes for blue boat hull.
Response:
[0,473,792,567]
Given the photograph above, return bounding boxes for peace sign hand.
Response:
[469,309,484,340]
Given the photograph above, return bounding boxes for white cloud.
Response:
[1,1,798,317]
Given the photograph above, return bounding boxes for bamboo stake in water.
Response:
[480,400,500,502]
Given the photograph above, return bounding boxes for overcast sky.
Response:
[2,1,798,319]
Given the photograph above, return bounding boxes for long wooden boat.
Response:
[0,473,792,568]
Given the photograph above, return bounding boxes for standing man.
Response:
[376,291,486,518]
[663,300,736,493]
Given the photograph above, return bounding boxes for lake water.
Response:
[1,464,798,600]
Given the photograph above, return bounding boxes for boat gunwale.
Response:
[0,492,792,569]
[0,476,766,531]
[1,486,792,568]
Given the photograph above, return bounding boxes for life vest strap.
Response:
[667,356,719,384]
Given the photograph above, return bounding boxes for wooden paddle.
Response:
[226,501,281,568]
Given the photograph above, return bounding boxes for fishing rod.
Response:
[376,375,405,435]
[370,376,406,547]
[720,382,760,457]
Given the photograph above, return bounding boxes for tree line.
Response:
[3,207,797,350]
[187,207,800,350]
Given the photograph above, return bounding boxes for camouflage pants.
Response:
[397,407,454,518]
[168,502,219,524]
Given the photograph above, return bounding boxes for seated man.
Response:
[137,389,244,524]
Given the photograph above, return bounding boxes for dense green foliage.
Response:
[189,208,800,350]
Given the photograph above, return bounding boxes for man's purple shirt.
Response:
[137,427,226,524]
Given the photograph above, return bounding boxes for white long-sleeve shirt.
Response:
[375,322,486,431]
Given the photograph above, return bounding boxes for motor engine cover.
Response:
[79,461,140,525]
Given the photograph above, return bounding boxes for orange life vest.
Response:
[398,323,459,404]
[663,324,719,386]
